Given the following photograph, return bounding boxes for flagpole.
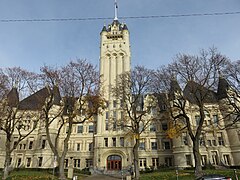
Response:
[114,0,118,20]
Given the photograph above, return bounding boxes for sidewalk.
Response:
[83,174,121,180]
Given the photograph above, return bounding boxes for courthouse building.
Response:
[0,1,240,173]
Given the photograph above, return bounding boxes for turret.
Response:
[217,76,230,100]
[169,78,182,100]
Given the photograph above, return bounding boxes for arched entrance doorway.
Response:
[107,155,122,170]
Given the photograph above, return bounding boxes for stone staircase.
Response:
[91,168,131,179]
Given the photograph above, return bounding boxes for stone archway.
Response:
[107,155,122,170]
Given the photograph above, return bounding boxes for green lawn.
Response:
[0,169,87,180]
[0,169,239,180]
[140,169,239,180]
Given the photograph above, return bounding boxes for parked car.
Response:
[196,174,232,180]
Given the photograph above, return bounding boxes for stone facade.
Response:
[0,17,240,173]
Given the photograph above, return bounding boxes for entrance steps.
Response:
[91,168,131,179]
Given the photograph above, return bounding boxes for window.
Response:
[152,158,159,167]
[120,100,123,107]
[38,157,43,167]
[162,123,168,131]
[19,144,22,150]
[150,124,156,132]
[218,133,224,146]
[106,112,109,130]
[105,120,109,130]
[213,115,218,124]
[76,143,80,151]
[218,137,224,146]
[211,151,219,165]
[41,139,46,149]
[120,122,124,131]
[212,140,217,146]
[113,100,117,108]
[238,131,240,142]
[195,115,200,126]
[139,158,147,167]
[200,137,205,146]
[207,140,212,146]
[86,159,93,167]
[112,138,116,147]
[113,111,117,131]
[183,133,188,145]
[223,155,231,165]
[201,155,207,166]
[17,158,22,167]
[164,141,170,150]
[28,141,33,149]
[104,100,109,108]
[120,137,124,147]
[206,119,211,125]
[88,142,93,151]
[77,125,83,133]
[26,158,31,167]
[13,141,18,149]
[66,126,69,133]
[65,159,68,168]
[139,142,145,150]
[160,104,167,111]
[104,138,108,147]
[89,125,94,133]
[186,155,192,166]
[106,111,109,119]
[165,157,173,167]
[74,159,80,168]
[120,112,124,130]
[151,141,157,150]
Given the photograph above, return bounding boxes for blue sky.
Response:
[0,0,239,72]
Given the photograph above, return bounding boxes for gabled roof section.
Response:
[154,93,168,108]
[62,97,77,115]
[7,88,19,107]
[19,87,50,110]
[122,24,128,30]
[169,79,182,100]
[19,86,62,110]
[217,76,229,100]
[183,81,218,104]
[52,86,61,105]
[101,25,107,32]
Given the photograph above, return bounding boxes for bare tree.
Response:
[0,67,39,180]
[113,66,154,180]
[223,60,240,125]
[152,48,228,177]
[40,59,104,180]
[0,68,9,99]
[3,67,40,99]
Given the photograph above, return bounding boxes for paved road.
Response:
[83,174,121,180]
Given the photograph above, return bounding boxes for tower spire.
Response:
[114,0,118,20]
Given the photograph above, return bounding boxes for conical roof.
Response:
[169,79,182,100]
[217,76,229,99]
[7,88,19,107]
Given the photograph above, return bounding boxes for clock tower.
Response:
[94,0,132,171]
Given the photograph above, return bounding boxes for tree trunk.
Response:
[58,157,66,180]
[133,137,140,180]
[3,140,11,180]
[193,139,203,178]
[58,120,72,180]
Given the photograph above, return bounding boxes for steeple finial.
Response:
[114,0,118,20]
